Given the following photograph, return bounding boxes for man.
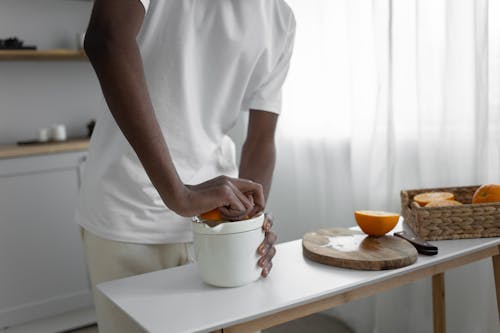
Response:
[76,0,295,332]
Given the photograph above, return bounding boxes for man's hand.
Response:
[171,176,265,220]
[257,214,277,277]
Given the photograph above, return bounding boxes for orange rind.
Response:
[472,184,500,204]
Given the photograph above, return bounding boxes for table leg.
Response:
[432,273,446,333]
[493,251,500,321]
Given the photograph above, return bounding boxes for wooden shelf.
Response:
[0,138,89,159]
[0,49,87,61]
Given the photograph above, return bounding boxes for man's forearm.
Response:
[239,140,276,200]
[84,35,186,212]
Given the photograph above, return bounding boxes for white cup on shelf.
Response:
[38,128,50,142]
[52,124,67,141]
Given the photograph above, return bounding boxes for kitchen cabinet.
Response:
[0,149,93,330]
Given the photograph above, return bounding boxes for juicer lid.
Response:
[192,213,264,235]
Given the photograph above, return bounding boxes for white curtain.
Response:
[267,0,500,332]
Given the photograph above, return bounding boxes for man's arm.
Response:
[84,0,263,218]
[239,110,278,200]
[239,110,278,277]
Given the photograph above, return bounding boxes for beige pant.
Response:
[81,228,192,333]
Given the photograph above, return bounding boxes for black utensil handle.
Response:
[394,231,438,256]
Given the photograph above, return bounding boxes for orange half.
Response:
[354,210,400,236]
[413,192,454,207]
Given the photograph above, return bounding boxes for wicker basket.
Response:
[400,185,500,240]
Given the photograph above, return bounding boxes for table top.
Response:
[98,223,500,333]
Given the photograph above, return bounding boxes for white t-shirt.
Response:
[75,0,295,244]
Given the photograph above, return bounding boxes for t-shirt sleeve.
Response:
[137,0,150,12]
[245,14,296,115]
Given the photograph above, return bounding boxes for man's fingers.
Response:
[226,181,254,210]
[259,214,276,278]
[217,181,258,220]
[257,231,277,255]
[264,231,277,245]
[258,246,276,267]
[245,195,261,219]
[228,178,265,211]
[267,245,277,259]
[263,214,274,231]
[247,194,254,206]
[258,242,269,255]
[246,206,260,219]
[218,206,245,219]
[216,180,258,219]
[261,261,273,278]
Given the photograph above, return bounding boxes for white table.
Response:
[98,226,500,333]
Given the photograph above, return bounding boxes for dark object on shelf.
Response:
[16,138,88,146]
[87,119,96,138]
[16,140,43,146]
[0,37,37,50]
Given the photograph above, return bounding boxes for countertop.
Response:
[98,222,500,333]
[0,138,89,159]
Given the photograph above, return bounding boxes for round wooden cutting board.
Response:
[303,228,418,270]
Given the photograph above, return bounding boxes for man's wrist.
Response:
[158,181,191,216]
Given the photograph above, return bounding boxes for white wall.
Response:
[0,0,99,144]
